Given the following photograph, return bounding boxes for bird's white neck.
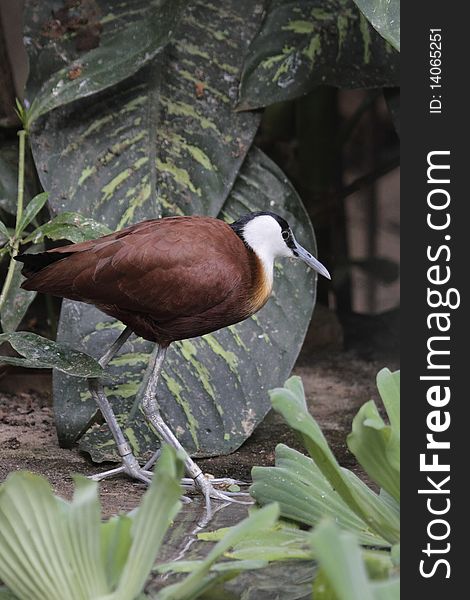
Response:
[241,215,293,287]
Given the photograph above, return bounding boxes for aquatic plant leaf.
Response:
[199,519,314,562]
[109,446,184,599]
[347,401,400,502]
[0,472,106,600]
[254,375,399,544]
[0,446,183,600]
[251,444,389,547]
[155,504,278,600]
[347,369,400,501]
[311,520,399,600]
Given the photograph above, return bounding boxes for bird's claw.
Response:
[181,476,247,491]
[88,454,193,503]
[88,453,153,484]
[194,473,253,516]
[88,454,252,513]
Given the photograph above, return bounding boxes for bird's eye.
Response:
[282,231,289,240]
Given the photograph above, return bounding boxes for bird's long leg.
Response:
[87,327,153,484]
[97,327,133,369]
[141,344,252,514]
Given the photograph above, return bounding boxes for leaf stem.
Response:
[0,130,27,315]
[16,130,27,228]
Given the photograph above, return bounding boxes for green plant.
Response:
[351,0,400,51]
[311,520,399,600]
[0,445,183,600]
[237,0,399,111]
[250,369,400,545]
[0,446,277,600]
[0,121,48,332]
[197,368,400,596]
[153,504,279,600]
[0,331,103,376]
[0,105,112,334]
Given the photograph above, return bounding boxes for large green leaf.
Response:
[0,331,103,378]
[351,0,400,51]
[237,0,400,110]
[26,0,263,225]
[23,212,113,245]
[0,446,184,600]
[311,521,399,600]
[260,376,400,544]
[347,369,400,501]
[25,0,185,125]
[55,148,318,460]
[251,444,388,547]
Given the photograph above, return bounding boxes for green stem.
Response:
[0,130,27,314]
[16,130,26,228]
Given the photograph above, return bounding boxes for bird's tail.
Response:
[14,251,72,278]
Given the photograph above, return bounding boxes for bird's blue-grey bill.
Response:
[294,241,331,280]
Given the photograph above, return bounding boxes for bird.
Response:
[15,211,330,510]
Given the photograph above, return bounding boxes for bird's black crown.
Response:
[230,211,290,238]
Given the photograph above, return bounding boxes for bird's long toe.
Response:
[88,465,127,482]
[88,454,152,485]
[193,473,253,516]
[180,476,247,489]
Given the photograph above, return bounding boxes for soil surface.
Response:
[0,339,398,517]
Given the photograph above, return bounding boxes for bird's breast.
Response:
[245,253,273,315]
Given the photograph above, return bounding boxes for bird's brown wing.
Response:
[21,217,250,321]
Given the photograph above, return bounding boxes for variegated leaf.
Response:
[351,0,400,51]
[237,0,400,111]
[26,0,263,226]
[24,0,184,123]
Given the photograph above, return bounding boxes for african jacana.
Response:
[16,211,330,509]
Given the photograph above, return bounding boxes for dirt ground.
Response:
[0,312,398,517]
